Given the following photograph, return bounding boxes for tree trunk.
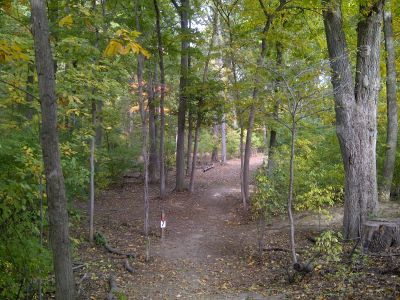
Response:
[243,1,279,205]
[30,0,76,298]
[187,110,193,175]
[148,68,159,184]
[267,129,277,176]
[322,0,383,239]
[267,42,282,175]
[262,124,268,154]
[154,0,166,199]
[221,114,227,163]
[212,123,219,162]
[89,100,96,242]
[175,0,190,192]
[136,0,150,261]
[380,0,398,202]
[288,122,297,264]
[25,63,35,120]
[189,9,217,193]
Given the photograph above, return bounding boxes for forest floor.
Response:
[73,155,400,299]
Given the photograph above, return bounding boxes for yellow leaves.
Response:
[104,29,150,58]
[59,14,73,28]
[0,40,29,63]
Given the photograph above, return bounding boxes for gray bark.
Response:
[148,68,159,184]
[380,0,398,202]
[154,0,166,199]
[89,100,95,242]
[322,0,383,239]
[212,123,219,162]
[288,122,297,264]
[243,0,277,205]
[136,0,150,261]
[221,114,227,163]
[187,110,193,175]
[30,0,76,298]
[189,10,217,193]
[173,0,190,192]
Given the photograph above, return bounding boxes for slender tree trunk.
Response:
[187,110,193,175]
[267,42,282,175]
[189,10,217,193]
[262,124,268,154]
[30,0,76,298]
[322,0,383,239]
[25,63,35,120]
[288,122,297,264]
[221,114,227,163]
[148,69,159,184]
[154,0,166,199]
[175,0,190,192]
[243,1,279,205]
[267,129,277,176]
[89,100,96,242]
[212,123,219,162]
[380,0,398,202]
[189,117,200,193]
[239,123,246,208]
[136,0,150,261]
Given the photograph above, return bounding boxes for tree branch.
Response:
[0,78,40,101]
[170,0,180,11]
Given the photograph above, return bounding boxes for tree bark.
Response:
[136,0,150,261]
[25,63,35,120]
[30,0,76,298]
[267,42,282,176]
[89,100,96,242]
[380,0,398,202]
[288,122,297,264]
[221,114,227,163]
[322,0,383,239]
[174,0,190,192]
[154,0,166,199]
[189,9,217,193]
[148,67,159,184]
[243,0,287,205]
[187,109,193,175]
[212,123,219,162]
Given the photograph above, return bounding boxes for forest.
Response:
[1,0,400,299]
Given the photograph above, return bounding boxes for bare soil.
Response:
[73,155,400,299]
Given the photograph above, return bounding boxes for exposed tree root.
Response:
[124,259,134,273]
[104,243,135,258]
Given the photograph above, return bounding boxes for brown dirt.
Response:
[73,155,400,299]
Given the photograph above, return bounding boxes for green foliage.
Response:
[314,230,343,262]
[252,170,287,217]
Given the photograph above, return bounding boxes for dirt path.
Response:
[74,155,400,299]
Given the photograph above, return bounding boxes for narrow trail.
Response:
[74,155,339,299]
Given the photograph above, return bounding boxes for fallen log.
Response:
[363,219,400,253]
[203,164,214,172]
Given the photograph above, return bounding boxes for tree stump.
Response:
[363,219,400,253]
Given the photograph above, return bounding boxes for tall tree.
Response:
[30,0,76,298]
[154,0,167,199]
[136,0,150,261]
[380,0,398,202]
[242,0,287,206]
[171,0,190,191]
[322,0,383,239]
